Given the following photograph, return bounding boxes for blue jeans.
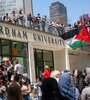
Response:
[23,94,30,100]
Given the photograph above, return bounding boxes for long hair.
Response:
[7,82,23,100]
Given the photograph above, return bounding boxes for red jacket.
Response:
[43,69,51,79]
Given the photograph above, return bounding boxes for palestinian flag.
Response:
[66,25,90,50]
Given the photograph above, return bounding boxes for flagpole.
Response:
[65,44,70,70]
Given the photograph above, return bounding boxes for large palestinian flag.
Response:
[66,25,90,50]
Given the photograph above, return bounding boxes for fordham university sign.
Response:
[0,26,27,41]
[0,22,65,47]
[33,33,65,47]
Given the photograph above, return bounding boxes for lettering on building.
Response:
[0,26,27,40]
[33,33,65,47]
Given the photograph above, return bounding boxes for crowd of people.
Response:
[1,10,90,36]
[0,10,48,32]
[41,66,90,100]
[0,57,31,100]
[0,57,90,100]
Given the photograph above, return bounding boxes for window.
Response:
[12,57,28,73]
[43,51,53,61]
[12,42,28,57]
[0,39,28,74]
[1,40,11,56]
[34,49,54,80]
[11,42,28,73]
[43,50,54,70]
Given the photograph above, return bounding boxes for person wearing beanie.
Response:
[42,65,51,79]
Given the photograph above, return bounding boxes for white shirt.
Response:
[14,64,23,74]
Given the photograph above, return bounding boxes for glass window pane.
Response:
[23,57,29,73]
[36,50,42,61]
[37,60,43,66]
[36,66,43,78]
[12,57,28,73]
[43,51,53,61]
[44,61,54,71]
[22,44,28,57]
[44,61,53,67]
[12,42,28,57]
[1,40,11,55]
[12,42,18,56]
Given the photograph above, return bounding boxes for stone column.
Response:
[65,45,70,70]
[28,41,36,83]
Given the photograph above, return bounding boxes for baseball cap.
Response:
[45,65,49,69]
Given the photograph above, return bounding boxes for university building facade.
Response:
[0,21,90,82]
